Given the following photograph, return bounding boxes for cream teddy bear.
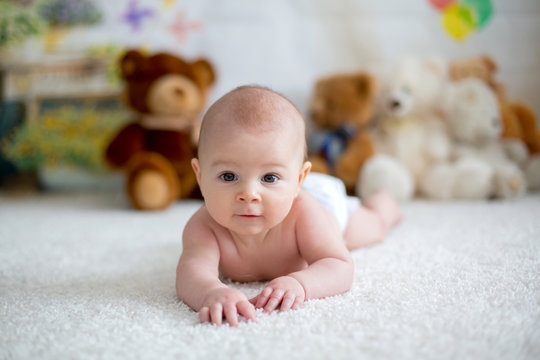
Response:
[420,78,528,199]
[358,56,451,200]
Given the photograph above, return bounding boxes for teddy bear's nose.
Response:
[174,87,185,98]
[390,100,401,110]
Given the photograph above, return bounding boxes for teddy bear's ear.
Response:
[353,74,376,97]
[426,56,447,78]
[448,63,460,80]
[481,55,497,73]
[191,59,216,90]
[120,50,147,79]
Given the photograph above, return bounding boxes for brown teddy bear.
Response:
[105,49,215,210]
[449,54,540,155]
[308,72,377,193]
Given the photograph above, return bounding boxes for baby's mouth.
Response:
[235,207,262,218]
[235,211,262,218]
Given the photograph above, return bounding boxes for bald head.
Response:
[197,86,306,161]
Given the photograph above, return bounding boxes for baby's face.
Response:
[193,122,309,237]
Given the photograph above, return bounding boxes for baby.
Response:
[176,86,401,326]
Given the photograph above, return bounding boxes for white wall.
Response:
[362,0,540,119]
[17,0,540,118]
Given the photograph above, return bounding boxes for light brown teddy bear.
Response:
[449,54,540,155]
[105,49,215,210]
[308,72,377,193]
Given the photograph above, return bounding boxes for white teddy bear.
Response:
[420,78,528,200]
[358,56,451,201]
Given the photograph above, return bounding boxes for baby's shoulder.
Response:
[182,206,220,246]
[185,205,210,228]
[287,190,343,249]
[290,190,330,221]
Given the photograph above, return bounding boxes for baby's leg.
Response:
[344,190,402,250]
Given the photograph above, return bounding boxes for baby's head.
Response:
[192,86,311,235]
[197,85,307,165]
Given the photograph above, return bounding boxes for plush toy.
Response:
[449,54,501,93]
[420,78,529,199]
[449,54,540,155]
[508,103,540,155]
[358,56,451,201]
[308,72,378,193]
[105,49,215,210]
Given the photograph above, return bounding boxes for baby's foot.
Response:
[364,189,402,230]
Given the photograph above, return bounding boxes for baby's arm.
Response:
[176,208,255,326]
[253,193,354,312]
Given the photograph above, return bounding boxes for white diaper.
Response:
[302,172,360,232]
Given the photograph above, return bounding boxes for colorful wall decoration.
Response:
[121,0,155,32]
[0,0,204,182]
[0,0,203,54]
[428,0,494,42]
[118,0,201,44]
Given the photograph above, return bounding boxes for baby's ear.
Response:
[191,158,201,184]
[298,161,312,188]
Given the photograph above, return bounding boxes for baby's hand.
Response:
[200,287,255,326]
[250,276,305,313]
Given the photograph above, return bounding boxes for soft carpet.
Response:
[1,192,539,359]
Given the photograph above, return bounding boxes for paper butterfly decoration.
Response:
[122,0,155,32]
[169,12,201,43]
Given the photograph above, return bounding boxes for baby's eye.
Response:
[262,174,279,183]
[220,172,237,182]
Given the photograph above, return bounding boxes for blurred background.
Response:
[1,0,538,194]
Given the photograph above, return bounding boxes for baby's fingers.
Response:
[264,288,285,313]
[237,300,256,322]
[255,287,273,309]
[248,295,258,305]
[292,296,304,310]
[199,306,210,323]
[279,291,297,312]
[210,303,223,326]
[223,303,238,327]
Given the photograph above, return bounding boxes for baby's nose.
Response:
[236,184,261,202]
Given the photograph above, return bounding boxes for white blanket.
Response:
[1,192,539,359]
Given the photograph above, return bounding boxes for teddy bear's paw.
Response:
[424,128,451,163]
[525,155,540,191]
[419,164,455,200]
[453,157,493,199]
[358,154,414,201]
[126,152,181,210]
[493,164,527,199]
[502,139,529,167]
[130,170,177,210]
